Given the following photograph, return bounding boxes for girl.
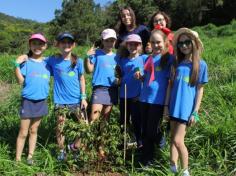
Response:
[148,11,174,54]
[119,34,145,149]
[15,33,50,165]
[137,29,174,166]
[47,32,88,161]
[168,28,208,176]
[85,28,118,158]
[115,6,150,50]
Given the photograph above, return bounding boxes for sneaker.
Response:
[170,164,178,173]
[183,169,190,176]
[57,150,67,161]
[127,141,137,149]
[26,158,34,165]
[67,143,78,152]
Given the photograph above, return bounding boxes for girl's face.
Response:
[126,42,141,55]
[102,38,116,50]
[177,34,192,55]
[121,9,132,26]
[57,38,75,54]
[29,39,47,56]
[150,32,165,55]
[153,14,167,28]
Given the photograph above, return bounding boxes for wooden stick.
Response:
[123,84,127,164]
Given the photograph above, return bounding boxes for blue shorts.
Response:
[20,98,48,118]
[91,86,118,105]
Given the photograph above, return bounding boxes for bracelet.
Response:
[134,67,140,72]
[164,104,168,107]
[81,94,87,100]
[192,111,200,122]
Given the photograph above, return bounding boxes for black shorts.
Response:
[170,116,188,125]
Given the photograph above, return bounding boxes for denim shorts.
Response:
[20,98,48,118]
[91,86,118,105]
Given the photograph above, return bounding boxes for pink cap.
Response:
[125,34,142,43]
[29,33,47,43]
[101,29,117,40]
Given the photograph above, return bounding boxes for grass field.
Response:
[0,22,236,176]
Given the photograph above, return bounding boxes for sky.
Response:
[0,0,114,23]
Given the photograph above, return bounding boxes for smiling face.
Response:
[102,38,116,50]
[177,34,193,56]
[29,39,47,57]
[57,38,75,54]
[126,42,141,56]
[153,13,167,28]
[150,32,166,55]
[121,9,132,27]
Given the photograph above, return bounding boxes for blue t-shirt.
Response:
[21,58,50,100]
[169,60,208,121]
[89,49,117,87]
[119,55,145,98]
[139,54,173,104]
[47,56,84,105]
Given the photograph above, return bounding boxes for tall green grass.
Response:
[0,22,236,175]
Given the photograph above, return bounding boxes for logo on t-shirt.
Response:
[29,72,49,79]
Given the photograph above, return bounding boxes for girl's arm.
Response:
[80,74,88,109]
[163,80,172,120]
[189,84,204,126]
[85,46,96,73]
[15,55,28,84]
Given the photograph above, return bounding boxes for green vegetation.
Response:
[0,22,235,175]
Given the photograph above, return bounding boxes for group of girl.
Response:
[14,6,208,176]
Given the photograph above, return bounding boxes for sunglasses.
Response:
[154,18,165,23]
[177,40,192,48]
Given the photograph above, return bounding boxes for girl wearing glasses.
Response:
[167,28,208,175]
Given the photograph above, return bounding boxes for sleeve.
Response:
[77,58,84,76]
[44,57,53,76]
[20,62,27,76]
[89,54,96,65]
[198,60,208,84]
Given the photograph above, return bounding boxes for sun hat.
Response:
[29,33,47,43]
[56,32,75,41]
[101,28,117,40]
[125,34,142,43]
[173,28,203,54]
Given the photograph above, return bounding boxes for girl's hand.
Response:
[81,99,88,110]
[87,45,96,57]
[188,115,196,127]
[163,106,170,121]
[134,71,142,80]
[16,54,28,64]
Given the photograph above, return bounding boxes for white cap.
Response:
[101,28,117,40]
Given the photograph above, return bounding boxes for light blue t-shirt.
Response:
[139,54,173,104]
[21,58,50,100]
[119,55,145,98]
[89,49,117,87]
[169,60,208,121]
[47,56,84,105]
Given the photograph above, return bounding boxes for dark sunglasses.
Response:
[177,40,192,48]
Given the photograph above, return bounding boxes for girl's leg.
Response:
[28,117,42,160]
[171,121,188,170]
[170,120,179,171]
[102,105,113,120]
[56,115,66,150]
[90,104,103,123]
[16,119,31,161]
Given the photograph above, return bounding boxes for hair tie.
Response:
[154,24,171,36]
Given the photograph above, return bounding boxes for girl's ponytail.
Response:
[71,53,78,68]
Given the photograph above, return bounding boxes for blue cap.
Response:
[56,32,75,41]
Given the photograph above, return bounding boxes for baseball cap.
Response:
[56,32,75,41]
[101,29,117,40]
[125,34,142,43]
[29,33,47,43]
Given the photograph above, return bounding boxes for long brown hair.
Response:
[148,11,172,29]
[115,6,137,35]
[175,34,200,86]
[150,29,170,69]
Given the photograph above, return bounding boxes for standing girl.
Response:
[168,28,208,176]
[15,33,50,165]
[119,34,145,149]
[47,32,87,161]
[85,28,118,158]
[137,29,173,166]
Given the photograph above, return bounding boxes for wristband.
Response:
[12,60,20,68]
[134,67,140,72]
[81,94,87,100]
[164,104,168,107]
[192,111,200,122]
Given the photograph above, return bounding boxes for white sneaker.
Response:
[183,169,190,176]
